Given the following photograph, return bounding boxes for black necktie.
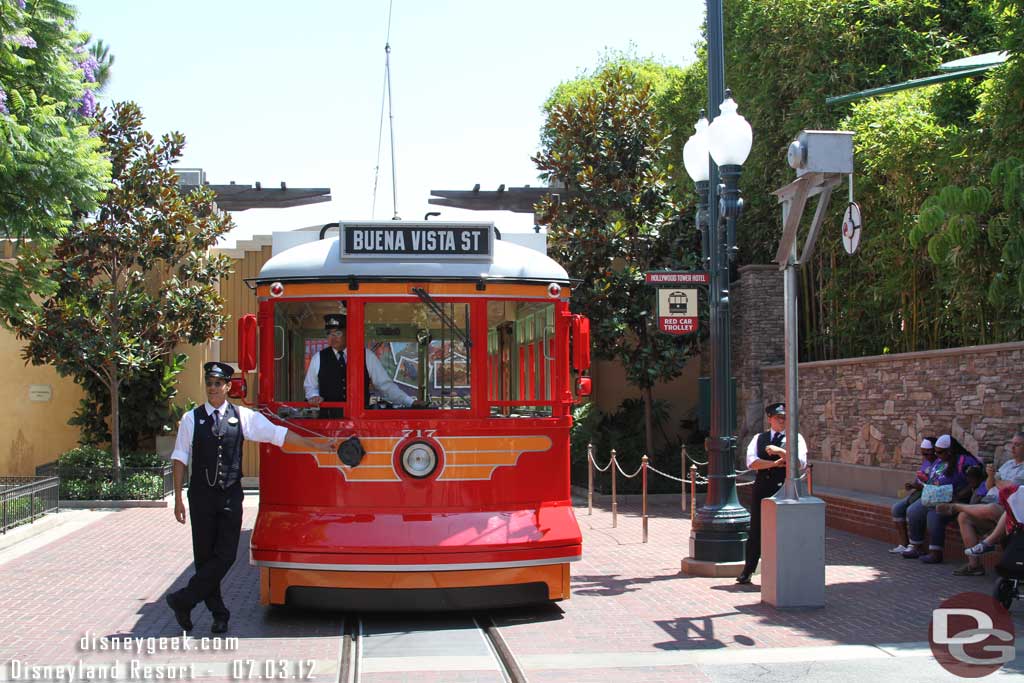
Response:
[212,409,221,436]
[772,431,783,447]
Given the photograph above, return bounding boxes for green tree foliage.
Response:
[5,102,234,476]
[534,64,700,458]
[70,352,190,451]
[701,0,1021,358]
[0,0,110,248]
[721,0,997,264]
[910,158,1024,343]
[818,89,967,356]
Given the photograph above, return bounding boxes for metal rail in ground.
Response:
[337,614,527,683]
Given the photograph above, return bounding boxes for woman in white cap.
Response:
[889,436,938,553]
[902,434,971,563]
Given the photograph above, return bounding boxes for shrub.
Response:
[56,447,168,500]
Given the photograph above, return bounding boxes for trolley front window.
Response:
[364,301,471,410]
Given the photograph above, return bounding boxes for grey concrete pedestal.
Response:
[761,496,825,607]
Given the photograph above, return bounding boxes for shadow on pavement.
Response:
[124,529,346,640]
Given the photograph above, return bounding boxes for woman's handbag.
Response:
[921,483,953,507]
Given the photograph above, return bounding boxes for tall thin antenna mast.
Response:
[385,40,399,220]
[371,1,399,219]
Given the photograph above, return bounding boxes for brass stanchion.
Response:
[681,445,688,514]
[641,454,649,543]
[690,464,697,523]
[587,443,594,516]
[807,462,814,495]
[611,449,618,528]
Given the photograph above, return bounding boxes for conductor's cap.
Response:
[204,362,234,380]
[765,402,786,417]
[324,314,347,331]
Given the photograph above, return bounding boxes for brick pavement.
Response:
[0,494,1020,682]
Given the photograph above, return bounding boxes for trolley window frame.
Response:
[258,293,570,421]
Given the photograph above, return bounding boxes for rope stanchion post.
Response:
[641,454,649,543]
[587,443,594,516]
[689,464,697,522]
[611,449,618,528]
[681,445,687,514]
[807,462,814,495]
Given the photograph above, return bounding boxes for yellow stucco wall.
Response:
[218,245,272,475]
[0,244,267,475]
[0,328,86,475]
[592,354,702,447]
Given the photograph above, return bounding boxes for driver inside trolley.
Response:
[304,314,420,417]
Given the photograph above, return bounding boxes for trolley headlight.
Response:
[400,441,438,478]
[269,281,285,297]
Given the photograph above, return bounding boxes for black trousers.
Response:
[176,483,243,620]
[744,477,783,575]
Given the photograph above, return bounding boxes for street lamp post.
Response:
[679,1,755,573]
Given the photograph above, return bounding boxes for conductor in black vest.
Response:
[165,362,332,634]
[736,402,808,585]
[303,314,418,417]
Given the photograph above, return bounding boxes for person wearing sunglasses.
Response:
[165,361,335,635]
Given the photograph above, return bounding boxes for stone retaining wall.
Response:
[761,342,1024,470]
[732,265,1023,473]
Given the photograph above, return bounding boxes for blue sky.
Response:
[72,1,705,244]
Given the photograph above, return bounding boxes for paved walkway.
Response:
[0,494,1021,682]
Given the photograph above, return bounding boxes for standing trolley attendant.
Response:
[736,402,808,585]
[166,362,333,634]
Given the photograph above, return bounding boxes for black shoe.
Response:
[735,572,753,585]
[165,593,193,632]
[211,619,229,634]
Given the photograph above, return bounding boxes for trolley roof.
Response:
[257,231,570,285]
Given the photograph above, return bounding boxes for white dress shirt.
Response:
[303,347,413,407]
[746,430,808,468]
[170,402,288,466]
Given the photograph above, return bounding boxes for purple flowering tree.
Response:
[0,0,110,310]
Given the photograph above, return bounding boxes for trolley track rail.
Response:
[336,613,527,683]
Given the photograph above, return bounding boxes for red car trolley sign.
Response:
[657,288,699,334]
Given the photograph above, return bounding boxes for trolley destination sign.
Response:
[341,221,493,262]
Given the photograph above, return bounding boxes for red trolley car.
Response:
[235,221,590,609]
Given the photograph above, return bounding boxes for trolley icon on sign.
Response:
[668,291,689,314]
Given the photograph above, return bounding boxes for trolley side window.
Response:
[272,301,349,405]
[363,301,471,410]
[487,301,555,417]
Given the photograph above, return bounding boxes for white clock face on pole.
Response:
[842,202,862,254]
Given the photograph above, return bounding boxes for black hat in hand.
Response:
[338,436,366,467]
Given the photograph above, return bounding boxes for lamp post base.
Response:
[680,557,746,578]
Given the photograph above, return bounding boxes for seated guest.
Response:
[947,466,993,575]
[964,480,1024,557]
[951,432,1024,574]
[902,434,970,563]
[890,437,938,553]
